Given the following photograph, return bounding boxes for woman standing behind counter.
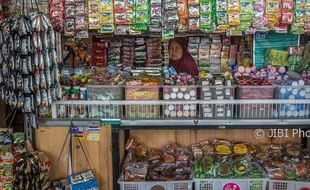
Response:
[169,37,199,76]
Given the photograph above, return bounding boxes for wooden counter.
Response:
[35,125,125,190]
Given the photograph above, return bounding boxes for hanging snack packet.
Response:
[89,14,100,29]
[200,0,215,31]
[188,18,200,30]
[217,11,229,30]
[229,12,240,25]
[188,5,200,17]
[228,0,240,11]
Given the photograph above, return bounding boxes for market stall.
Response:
[0,0,310,189]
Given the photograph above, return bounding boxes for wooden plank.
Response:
[35,126,112,190]
[35,127,69,180]
[0,101,5,128]
[129,129,292,148]
[130,130,177,148]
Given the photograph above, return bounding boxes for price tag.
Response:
[87,133,100,141]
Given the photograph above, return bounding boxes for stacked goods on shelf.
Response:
[187,35,235,73]
[58,66,128,118]
[119,138,193,189]
[146,38,162,67]
[64,0,88,37]
[133,0,150,32]
[0,132,51,190]
[238,0,254,33]
[234,65,288,118]
[48,0,310,35]
[255,143,310,189]
[265,0,281,30]
[162,40,170,68]
[187,0,200,31]
[198,37,211,69]
[163,73,197,118]
[291,0,306,34]
[237,35,253,67]
[113,0,133,34]
[210,35,223,73]
[177,0,188,32]
[253,0,267,31]
[0,134,16,190]
[200,75,235,118]
[192,139,267,190]
[280,0,294,32]
[149,0,162,33]
[91,37,108,67]
[273,79,310,118]
[125,73,161,119]
[188,37,200,66]
[216,0,229,32]
[227,0,241,32]
[221,36,231,72]
[200,0,215,32]
[87,0,100,30]
[162,0,179,38]
[134,38,147,67]
[108,40,122,66]
[288,45,305,71]
[122,38,135,66]
[98,0,114,33]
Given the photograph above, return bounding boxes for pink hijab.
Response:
[169,37,199,76]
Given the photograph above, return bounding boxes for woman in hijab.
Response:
[169,37,199,76]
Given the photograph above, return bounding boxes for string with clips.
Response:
[50,119,93,180]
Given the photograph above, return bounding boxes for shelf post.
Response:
[102,119,121,190]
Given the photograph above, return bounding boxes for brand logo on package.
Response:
[223,183,240,190]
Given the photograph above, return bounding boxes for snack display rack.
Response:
[2,0,310,188]
[43,91,310,190]
[193,177,268,190]
[268,180,310,190]
[118,178,193,190]
[51,98,310,120]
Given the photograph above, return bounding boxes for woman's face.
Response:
[169,41,183,60]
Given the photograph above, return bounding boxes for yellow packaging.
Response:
[229,12,240,26]
[101,0,113,11]
[100,12,114,24]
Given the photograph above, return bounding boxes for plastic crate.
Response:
[125,85,160,119]
[273,83,310,118]
[86,85,123,100]
[118,179,193,190]
[236,86,274,118]
[268,180,310,190]
[194,178,268,190]
[86,85,123,119]
[200,85,235,118]
[163,86,197,118]
[236,85,274,99]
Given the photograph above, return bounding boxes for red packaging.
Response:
[49,0,65,31]
[91,38,108,67]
